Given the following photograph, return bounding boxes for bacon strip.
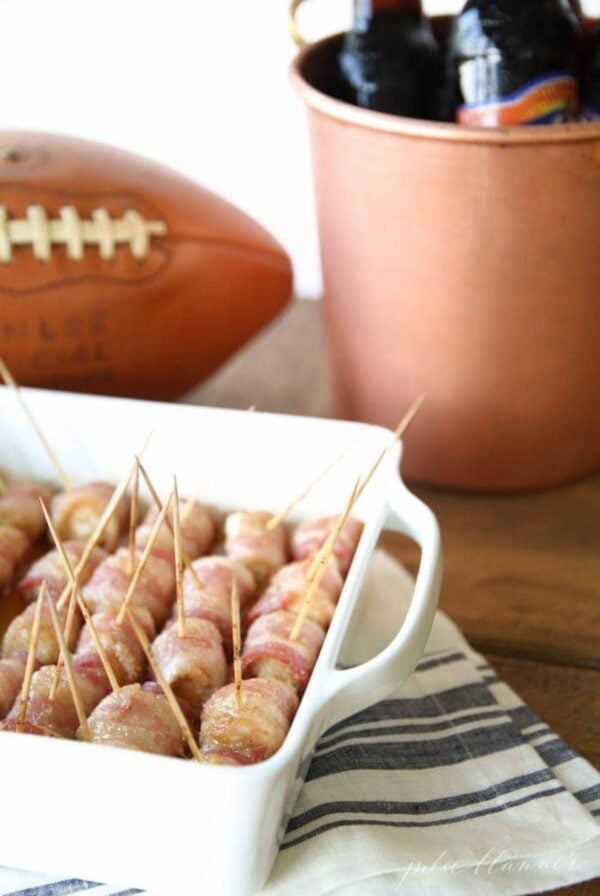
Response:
[51,481,129,552]
[242,610,325,693]
[136,499,216,560]
[151,618,227,720]
[86,682,188,756]
[224,510,288,586]
[19,542,106,604]
[246,558,343,629]
[200,678,298,764]
[175,556,256,653]
[0,482,55,541]
[0,525,29,590]
[5,654,111,739]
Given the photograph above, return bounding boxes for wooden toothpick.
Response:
[56,458,137,611]
[231,578,242,710]
[16,581,46,732]
[295,479,360,638]
[50,564,80,702]
[305,477,361,583]
[116,489,173,625]
[173,477,185,638]
[0,355,71,491]
[128,458,140,576]
[136,459,204,591]
[356,393,426,501]
[267,441,357,531]
[125,608,202,760]
[302,395,425,588]
[46,589,90,742]
[41,500,120,695]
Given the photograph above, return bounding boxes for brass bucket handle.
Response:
[288,0,313,47]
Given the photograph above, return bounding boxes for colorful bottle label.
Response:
[458,72,579,126]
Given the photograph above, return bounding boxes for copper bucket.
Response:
[290,22,600,491]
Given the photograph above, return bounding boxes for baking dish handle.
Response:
[321,481,442,729]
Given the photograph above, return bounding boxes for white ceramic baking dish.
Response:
[0,387,442,896]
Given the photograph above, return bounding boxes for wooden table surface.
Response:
[187,300,600,896]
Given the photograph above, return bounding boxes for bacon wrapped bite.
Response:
[136,498,216,560]
[246,558,343,630]
[19,542,106,604]
[242,610,325,694]
[85,682,188,756]
[151,618,227,719]
[224,510,288,586]
[175,556,255,653]
[0,718,58,736]
[200,678,298,765]
[2,600,82,668]
[0,482,55,541]
[51,482,128,552]
[75,605,155,686]
[0,658,25,719]
[291,516,363,577]
[0,525,29,590]
[5,654,111,739]
[83,547,175,627]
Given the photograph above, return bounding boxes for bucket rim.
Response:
[290,33,600,147]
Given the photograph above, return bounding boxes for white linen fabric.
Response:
[0,552,598,896]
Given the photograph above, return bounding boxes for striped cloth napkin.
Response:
[1,552,598,896]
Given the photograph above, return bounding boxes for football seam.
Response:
[0,239,290,298]
[0,182,290,270]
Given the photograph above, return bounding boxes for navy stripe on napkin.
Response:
[307,722,526,779]
[282,786,565,849]
[7,881,100,896]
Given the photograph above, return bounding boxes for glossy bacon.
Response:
[2,600,82,667]
[246,558,343,629]
[290,515,363,576]
[200,678,298,765]
[152,618,227,719]
[83,546,175,626]
[0,658,25,719]
[175,556,256,652]
[86,682,187,756]
[0,482,55,540]
[51,481,129,552]
[6,654,111,738]
[242,610,325,693]
[136,498,216,560]
[0,525,29,589]
[224,510,288,586]
[19,542,107,604]
[75,605,155,686]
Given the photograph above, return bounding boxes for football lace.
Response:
[0,205,167,263]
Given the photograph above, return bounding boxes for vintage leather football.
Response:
[0,132,292,399]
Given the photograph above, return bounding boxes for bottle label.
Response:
[457,73,578,126]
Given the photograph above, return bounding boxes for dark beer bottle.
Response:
[583,21,600,118]
[337,0,441,119]
[444,0,581,126]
